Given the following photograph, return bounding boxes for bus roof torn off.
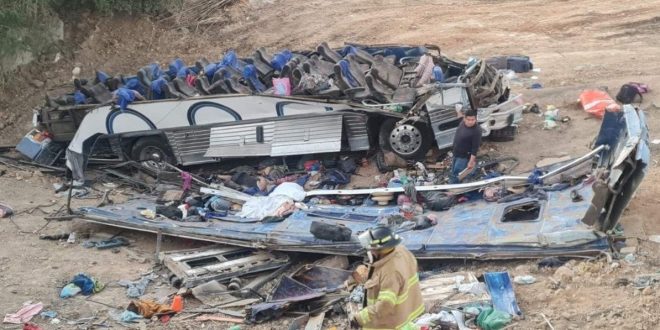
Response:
[76,105,649,259]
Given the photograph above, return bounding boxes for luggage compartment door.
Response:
[271,114,343,156]
[204,122,275,158]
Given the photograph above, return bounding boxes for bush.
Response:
[52,0,182,15]
[0,0,56,57]
[0,0,181,57]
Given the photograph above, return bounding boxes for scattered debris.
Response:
[160,246,289,288]
[191,280,231,306]
[195,315,244,323]
[633,274,660,289]
[60,273,104,298]
[484,272,522,317]
[579,89,616,119]
[513,275,537,285]
[128,299,175,319]
[0,202,13,218]
[118,273,159,298]
[477,306,512,330]
[39,311,57,319]
[3,302,43,324]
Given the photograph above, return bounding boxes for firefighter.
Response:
[352,225,425,329]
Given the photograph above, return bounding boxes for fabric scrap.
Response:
[60,283,82,298]
[60,273,104,298]
[23,323,43,330]
[119,310,144,323]
[118,274,158,298]
[181,172,192,192]
[3,302,43,324]
[39,311,57,319]
[128,300,175,319]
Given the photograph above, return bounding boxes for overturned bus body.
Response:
[77,106,648,259]
[17,43,522,179]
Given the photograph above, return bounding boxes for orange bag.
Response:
[579,90,616,119]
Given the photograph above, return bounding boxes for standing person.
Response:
[352,226,424,330]
[450,109,481,184]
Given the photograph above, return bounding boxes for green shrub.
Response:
[0,0,182,57]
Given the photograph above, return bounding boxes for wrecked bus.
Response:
[17,44,522,179]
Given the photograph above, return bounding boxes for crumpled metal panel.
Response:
[292,265,352,292]
[343,113,370,151]
[165,128,211,165]
[270,276,325,302]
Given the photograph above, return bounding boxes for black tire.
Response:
[378,118,432,159]
[130,136,175,171]
[488,126,517,142]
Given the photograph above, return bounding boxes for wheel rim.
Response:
[389,124,423,156]
[138,146,169,171]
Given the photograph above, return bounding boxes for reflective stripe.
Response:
[371,235,392,247]
[363,303,424,330]
[367,274,421,306]
[377,290,397,305]
[363,273,424,330]
[395,304,425,330]
[359,308,371,324]
[396,274,420,304]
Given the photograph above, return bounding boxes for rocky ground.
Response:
[1,0,660,329]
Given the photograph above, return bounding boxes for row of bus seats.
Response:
[52,43,454,108]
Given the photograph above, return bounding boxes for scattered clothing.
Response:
[22,323,43,330]
[118,273,158,298]
[39,311,57,319]
[60,273,104,298]
[0,202,13,218]
[3,302,43,324]
[60,283,82,298]
[180,171,192,192]
[476,306,512,330]
[119,310,144,323]
[414,54,435,86]
[128,300,175,319]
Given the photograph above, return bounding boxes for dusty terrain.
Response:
[1,0,660,329]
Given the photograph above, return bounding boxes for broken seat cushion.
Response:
[310,221,352,241]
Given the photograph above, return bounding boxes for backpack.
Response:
[310,221,352,241]
[616,84,642,104]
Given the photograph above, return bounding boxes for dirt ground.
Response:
[1,0,660,329]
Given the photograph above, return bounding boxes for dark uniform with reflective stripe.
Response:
[356,245,424,330]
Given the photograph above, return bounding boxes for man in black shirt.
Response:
[450,110,481,184]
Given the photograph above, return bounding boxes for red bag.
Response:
[579,90,616,119]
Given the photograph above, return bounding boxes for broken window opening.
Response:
[223,249,254,261]
[502,201,541,222]
[186,257,221,268]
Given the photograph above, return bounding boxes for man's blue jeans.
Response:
[449,157,469,184]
